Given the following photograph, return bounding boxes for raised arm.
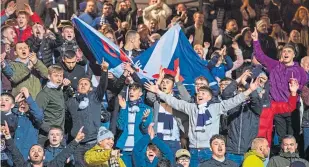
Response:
[161,3,172,18]
[9,62,31,85]
[223,55,234,71]
[22,88,44,127]
[132,134,150,167]
[95,61,109,101]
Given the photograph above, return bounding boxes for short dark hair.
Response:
[198,86,213,97]
[225,19,237,29]
[129,82,142,91]
[282,135,296,142]
[163,74,175,83]
[220,77,234,83]
[1,93,15,104]
[29,144,45,156]
[63,50,76,59]
[210,134,226,146]
[15,41,29,50]
[156,158,172,167]
[103,2,113,7]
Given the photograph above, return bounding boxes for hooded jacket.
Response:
[253,40,308,102]
[267,151,309,167]
[242,150,265,167]
[223,80,262,155]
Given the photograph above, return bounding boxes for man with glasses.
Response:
[175,149,190,167]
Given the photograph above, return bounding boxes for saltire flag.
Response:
[72,16,218,90]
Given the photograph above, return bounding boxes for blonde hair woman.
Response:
[291,6,309,47]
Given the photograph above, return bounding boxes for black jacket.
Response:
[222,80,262,155]
[255,2,281,24]
[65,71,108,143]
[184,25,211,45]
[26,32,64,67]
[5,138,79,167]
[199,158,238,167]
[302,82,309,128]
[258,33,278,60]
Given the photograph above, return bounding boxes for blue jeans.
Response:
[304,127,309,158]
[164,140,181,157]
[121,151,133,167]
[226,153,244,166]
[189,148,212,167]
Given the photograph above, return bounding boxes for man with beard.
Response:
[199,134,238,167]
[92,2,118,31]
[267,135,309,167]
[112,0,137,29]
[1,121,85,167]
[255,19,277,60]
[79,0,97,25]
[214,19,239,50]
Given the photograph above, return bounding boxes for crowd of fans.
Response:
[1,0,309,166]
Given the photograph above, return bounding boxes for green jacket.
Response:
[267,151,309,167]
[242,150,265,167]
[9,60,48,99]
[36,86,65,134]
[84,145,126,167]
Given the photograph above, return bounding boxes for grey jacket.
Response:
[157,91,247,148]
[267,151,309,167]
[146,92,189,137]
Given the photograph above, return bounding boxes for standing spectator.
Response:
[112,0,137,29]
[301,80,309,159]
[132,123,174,166]
[65,61,109,167]
[36,0,68,27]
[122,30,142,58]
[242,137,270,167]
[79,0,97,25]
[281,0,301,32]
[84,126,126,166]
[116,83,153,167]
[240,0,256,29]
[175,149,191,167]
[26,17,64,67]
[45,126,74,166]
[172,3,194,28]
[92,2,118,31]
[291,6,309,48]
[267,135,309,167]
[288,30,307,63]
[185,12,211,46]
[143,0,172,30]
[148,18,166,36]
[13,87,43,160]
[214,19,239,50]
[270,20,288,48]
[199,134,238,167]
[58,25,81,56]
[255,0,281,24]
[14,4,42,42]
[4,42,48,98]
[252,27,308,144]
[137,24,151,50]
[256,19,278,60]
[36,65,66,145]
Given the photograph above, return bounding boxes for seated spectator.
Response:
[185,12,211,46]
[1,122,85,167]
[144,79,260,166]
[14,4,42,42]
[79,0,97,25]
[3,42,48,99]
[65,61,109,166]
[85,126,125,166]
[116,83,153,167]
[26,18,64,67]
[122,30,143,58]
[143,0,172,30]
[132,123,173,166]
[45,125,74,166]
[267,135,309,167]
[36,65,67,145]
[291,6,309,48]
[199,134,238,167]
[175,149,191,167]
[242,137,270,167]
[92,2,118,31]
[12,87,43,160]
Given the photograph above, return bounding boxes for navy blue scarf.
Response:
[195,103,212,132]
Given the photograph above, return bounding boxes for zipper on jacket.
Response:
[238,105,245,154]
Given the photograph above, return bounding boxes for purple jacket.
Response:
[253,41,308,102]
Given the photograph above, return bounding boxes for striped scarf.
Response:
[195,103,212,132]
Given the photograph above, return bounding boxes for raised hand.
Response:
[231,42,239,50]
[249,78,260,92]
[52,14,59,33]
[20,87,30,98]
[240,70,252,85]
[1,121,11,139]
[75,126,85,143]
[108,72,115,80]
[148,123,155,140]
[1,52,6,68]
[204,42,210,49]
[62,78,71,86]
[175,67,180,82]
[289,78,299,95]
[219,45,227,56]
[24,3,33,15]
[122,62,134,73]
[251,27,258,41]
[5,1,16,16]
[144,82,159,94]
[101,59,109,72]
[15,92,25,103]
[188,35,194,44]
[142,109,151,121]
[111,149,120,158]
[118,95,126,109]
[29,52,38,65]
[156,67,165,85]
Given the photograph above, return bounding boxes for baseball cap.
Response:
[175,149,191,159]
